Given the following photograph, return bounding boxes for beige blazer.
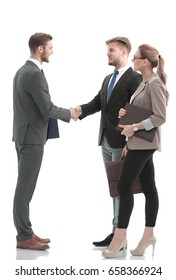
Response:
[127,73,167,151]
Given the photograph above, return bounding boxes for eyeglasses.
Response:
[132,56,146,61]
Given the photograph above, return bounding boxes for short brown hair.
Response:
[28,32,53,53]
[106,36,131,53]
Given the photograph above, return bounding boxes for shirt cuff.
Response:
[142,118,155,131]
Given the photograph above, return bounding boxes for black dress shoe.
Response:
[93,233,114,247]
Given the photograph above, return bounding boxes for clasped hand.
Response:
[118,108,134,137]
[69,106,82,121]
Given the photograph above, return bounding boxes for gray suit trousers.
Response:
[13,143,44,241]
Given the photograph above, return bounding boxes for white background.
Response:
[0,0,175,279]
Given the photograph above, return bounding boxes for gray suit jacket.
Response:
[127,73,167,151]
[12,60,71,145]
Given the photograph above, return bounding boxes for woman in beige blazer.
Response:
[102,44,168,258]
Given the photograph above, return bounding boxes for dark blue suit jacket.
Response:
[79,67,142,148]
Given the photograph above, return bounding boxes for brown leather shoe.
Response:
[17,236,50,250]
[32,234,50,244]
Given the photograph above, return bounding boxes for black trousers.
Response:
[117,149,159,229]
[13,143,44,241]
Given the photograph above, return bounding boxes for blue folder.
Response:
[47,118,60,139]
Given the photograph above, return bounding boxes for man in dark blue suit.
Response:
[76,37,142,247]
[12,33,77,250]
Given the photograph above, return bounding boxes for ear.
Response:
[121,49,127,57]
[143,58,149,64]
[38,46,43,53]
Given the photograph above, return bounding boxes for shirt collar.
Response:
[28,58,42,70]
[117,64,131,75]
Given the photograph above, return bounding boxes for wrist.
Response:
[132,123,139,132]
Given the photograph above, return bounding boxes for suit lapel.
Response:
[106,67,133,104]
[130,74,157,103]
[130,82,145,103]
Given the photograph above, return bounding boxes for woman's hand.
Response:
[119,124,134,137]
[118,108,127,119]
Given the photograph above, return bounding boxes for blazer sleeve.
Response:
[79,92,101,119]
[149,78,167,127]
[29,71,71,122]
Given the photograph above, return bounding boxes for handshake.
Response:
[69,106,82,121]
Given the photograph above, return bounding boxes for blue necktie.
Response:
[106,71,119,102]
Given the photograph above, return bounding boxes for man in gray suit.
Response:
[12,33,77,250]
